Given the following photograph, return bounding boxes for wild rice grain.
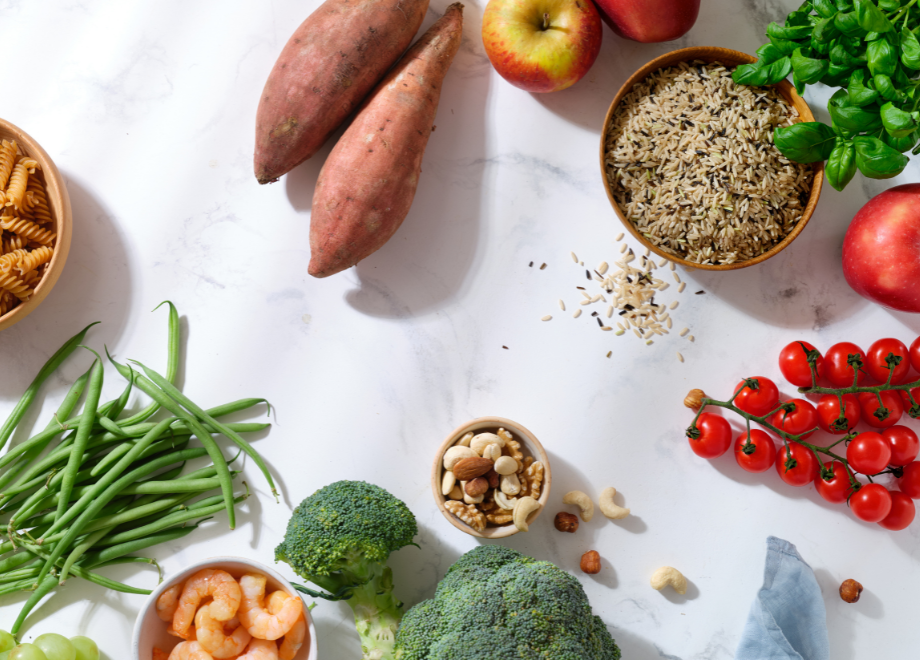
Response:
[540,263,547,270]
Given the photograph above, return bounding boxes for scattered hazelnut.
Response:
[554,512,579,533]
[684,388,707,410]
[839,579,863,603]
[580,550,601,574]
[465,477,489,497]
[486,469,500,489]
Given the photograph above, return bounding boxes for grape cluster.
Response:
[0,631,98,660]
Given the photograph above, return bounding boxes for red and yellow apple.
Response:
[842,184,920,313]
[482,0,602,93]
[594,0,700,43]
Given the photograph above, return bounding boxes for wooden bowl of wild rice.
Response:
[600,47,823,270]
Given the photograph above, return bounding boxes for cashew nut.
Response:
[461,481,484,504]
[598,487,630,520]
[562,491,594,522]
[441,470,456,496]
[494,456,518,475]
[500,472,521,496]
[443,446,476,470]
[512,496,540,532]
[482,443,502,462]
[471,432,504,455]
[494,489,518,511]
[455,432,474,447]
[650,566,687,595]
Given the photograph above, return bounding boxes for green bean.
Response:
[120,476,227,496]
[89,442,132,477]
[82,493,197,535]
[56,353,105,522]
[0,322,98,453]
[109,354,235,529]
[10,574,56,635]
[0,550,36,575]
[18,540,151,594]
[60,528,109,583]
[18,497,134,535]
[135,361,277,500]
[104,365,135,420]
[82,523,200,568]
[0,564,40,584]
[95,415,128,438]
[117,301,180,427]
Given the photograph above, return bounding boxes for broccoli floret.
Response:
[276,480,418,660]
[394,545,621,660]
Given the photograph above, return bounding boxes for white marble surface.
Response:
[2,0,920,658]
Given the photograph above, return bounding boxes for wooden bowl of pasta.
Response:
[0,118,72,331]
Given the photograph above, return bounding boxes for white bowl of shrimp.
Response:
[131,556,317,660]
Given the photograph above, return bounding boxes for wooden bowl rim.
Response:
[431,416,552,539]
[0,117,72,331]
[598,46,824,271]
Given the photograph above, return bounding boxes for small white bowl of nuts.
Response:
[432,416,551,538]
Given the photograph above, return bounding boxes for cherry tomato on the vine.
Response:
[769,399,819,439]
[897,387,920,417]
[846,432,892,475]
[878,491,916,530]
[734,429,777,473]
[733,377,780,417]
[850,483,892,523]
[778,341,825,387]
[775,442,819,486]
[825,342,868,387]
[857,390,903,429]
[910,336,920,374]
[866,338,911,384]
[882,426,920,467]
[687,412,732,459]
[814,461,855,503]
[898,461,920,499]
[816,393,860,434]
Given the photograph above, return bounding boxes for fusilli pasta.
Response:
[0,216,56,246]
[0,271,34,301]
[0,140,16,191]
[15,246,53,275]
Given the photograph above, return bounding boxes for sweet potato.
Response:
[254,0,430,184]
[308,3,464,278]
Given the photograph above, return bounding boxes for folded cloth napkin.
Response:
[735,536,829,660]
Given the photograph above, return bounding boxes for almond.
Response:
[453,456,494,480]
[465,477,489,497]
[486,469,500,489]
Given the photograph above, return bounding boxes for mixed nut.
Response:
[441,428,544,533]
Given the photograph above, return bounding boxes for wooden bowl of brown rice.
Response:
[600,47,823,270]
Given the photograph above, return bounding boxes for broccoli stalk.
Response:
[275,480,418,660]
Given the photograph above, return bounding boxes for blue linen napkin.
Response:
[735,536,830,660]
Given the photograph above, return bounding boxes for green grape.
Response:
[66,639,97,660]
[0,631,15,653]
[1,650,10,660]
[9,644,49,660]
[33,635,75,660]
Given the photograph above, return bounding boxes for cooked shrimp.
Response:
[238,574,303,641]
[235,639,278,660]
[167,641,213,660]
[266,592,307,660]
[173,569,242,636]
[158,583,183,622]
[153,648,169,660]
[168,624,196,641]
[196,602,252,659]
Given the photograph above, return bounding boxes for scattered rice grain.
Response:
[571,251,578,263]
[616,233,624,241]
[678,282,686,293]
[558,299,566,311]
[679,327,689,337]
[598,261,609,275]
[620,243,628,253]
[541,315,552,321]
[573,309,582,318]
[677,351,684,363]
[670,301,679,310]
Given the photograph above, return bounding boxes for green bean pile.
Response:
[0,302,273,638]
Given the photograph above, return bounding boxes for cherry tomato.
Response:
[769,399,818,439]
[814,461,855,503]
[734,429,777,473]
[775,442,819,486]
[849,483,892,523]
[816,393,860,434]
[825,342,868,387]
[778,341,825,387]
[878,491,916,530]
[687,413,732,459]
[897,387,920,416]
[846,432,892,474]
[733,377,780,417]
[898,461,920,499]
[857,390,903,429]
[910,335,920,374]
[866,338,911,384]
[882,426,920,467]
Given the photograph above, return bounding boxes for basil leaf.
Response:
[768,22,814,41]
[848,68,881,105]
[902,27,920,70]
[882,129,919,152]
[787,6,815,27]
[835,11,867,37]
[830,43,866,66]
[835,0,854,9]
[854,0,894,33]
[826,140,858,190]
[814,0,839,18]
[756,43,787,64]
[894,66,912,88]
[732,57,793,86]
[829,102,884,131]
[813,16,840,42]
[854,135,910,178]
[829,88,852,108]
[839,34,866,55]
[868,38,898,76]
[878,0,901,10]
[769,36,804,55]
[881,102,917,137]
[774,122,838,162]
[792,48,830,83]
[793,71,807,95]
[874,73,906,101]
[821,62,854,86]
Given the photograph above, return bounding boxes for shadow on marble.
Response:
[610,624,701,660]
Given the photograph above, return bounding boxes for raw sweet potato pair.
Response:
[254,1,464,278]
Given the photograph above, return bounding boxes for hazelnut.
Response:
[554,512,579,533]
[486,469,500,489]
[839,579,863,603]
[465,477,489,497]
[580,550,601,574]
[684,388,707,410]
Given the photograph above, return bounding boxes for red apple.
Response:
[482,0,602,93]
[594,0,700,43]
[842,184,920,313]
